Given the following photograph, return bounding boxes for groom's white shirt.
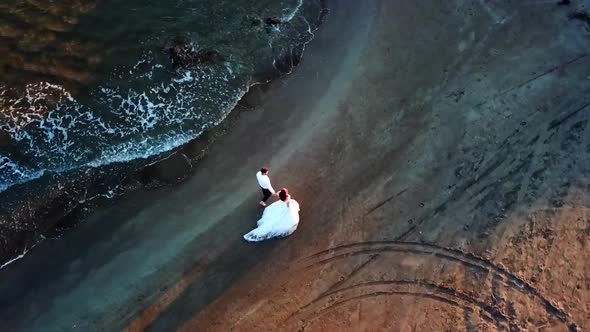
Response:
[256,171,275,193]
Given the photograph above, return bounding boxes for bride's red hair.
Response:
[279,188,289,201]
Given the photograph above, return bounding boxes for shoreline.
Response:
[0,0,328,268]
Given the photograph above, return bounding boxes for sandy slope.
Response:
[178,1,590,331]
[1,0,590,331]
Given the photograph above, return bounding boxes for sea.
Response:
[0,0,326,264]
[0,0,325,191]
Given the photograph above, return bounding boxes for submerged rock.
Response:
[264,17,283,34]
[167,38,223,69]
[265,17,282,25]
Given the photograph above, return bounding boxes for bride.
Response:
[244,188,300,242]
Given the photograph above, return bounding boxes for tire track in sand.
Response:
[297,241,579,331]
[287,280,509,331]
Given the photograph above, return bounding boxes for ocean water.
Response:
[0,0,325,191]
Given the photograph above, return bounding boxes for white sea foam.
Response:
[172,71,194,83]
[282,0,304,22]
[0,0,321,193]
[0,56,246,191]
[0,155,46,191]
[0,252,27,269]
[0,241,38,270]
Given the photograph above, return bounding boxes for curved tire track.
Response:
[300,241,579,331]
[288,280,510,331]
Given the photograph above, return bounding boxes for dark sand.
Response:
[2,0,590,331]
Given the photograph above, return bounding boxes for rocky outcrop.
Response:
[167,38,224,69]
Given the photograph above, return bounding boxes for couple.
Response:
[243,167,300,242]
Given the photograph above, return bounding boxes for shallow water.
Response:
[0,0,324,191]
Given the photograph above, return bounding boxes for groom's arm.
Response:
[268,182,276,195]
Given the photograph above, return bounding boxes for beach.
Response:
[2,0,590,331]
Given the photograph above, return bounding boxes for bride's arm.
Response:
[287,199,299,211]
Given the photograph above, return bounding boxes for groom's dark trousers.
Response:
[261,187,272,202]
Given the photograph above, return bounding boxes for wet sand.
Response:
[2,0,590,331]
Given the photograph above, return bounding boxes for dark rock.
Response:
[557,0,571,5]
[264,17,282,33]
[265,17,282,25]
[167,38,224,69]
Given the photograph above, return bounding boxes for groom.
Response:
[256,167,275,207]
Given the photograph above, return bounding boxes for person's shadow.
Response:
[142,193,280,331]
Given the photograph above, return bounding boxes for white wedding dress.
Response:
[244,198,300,242]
